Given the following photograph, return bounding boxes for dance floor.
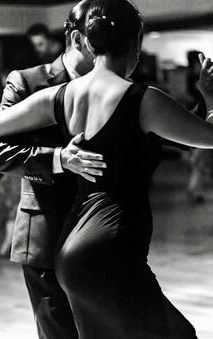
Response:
[0,156,213,339]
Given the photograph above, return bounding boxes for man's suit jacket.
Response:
[0,55,77,268]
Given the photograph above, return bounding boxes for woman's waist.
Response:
[78,180,149,202]
[74,189,151,216]
[71,191,153,257]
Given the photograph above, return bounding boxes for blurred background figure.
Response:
[185,51,212,203]
[27,23,63,63]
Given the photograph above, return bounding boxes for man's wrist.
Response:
[53,147,64,174]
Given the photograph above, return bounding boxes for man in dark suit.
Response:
[0,1,105,337]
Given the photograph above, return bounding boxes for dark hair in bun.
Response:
[85,0,143,56]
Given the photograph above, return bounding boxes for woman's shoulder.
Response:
[65,76,91,101]
[139,85,171,110]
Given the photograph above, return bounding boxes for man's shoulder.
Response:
[6,54,67,92]
[7,64,50,84]
[2,55,67,105]
[22,63,47,74]
[1,63,52,105]
[5,63,53,98]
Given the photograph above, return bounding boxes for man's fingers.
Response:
[82,160,107,168]
[66,155,104,176]
[83,167,103,176]
[80,173,96,183]
[77,149,104,160]
[65,137,105,161]
[71,132,84,145]
[65,137,82,155]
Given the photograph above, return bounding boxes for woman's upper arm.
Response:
[0,84,63,136]
[140,86,186,136]
[139,86,213,149]
[27,84,64,125]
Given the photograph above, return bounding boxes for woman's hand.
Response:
[197,53,213,99]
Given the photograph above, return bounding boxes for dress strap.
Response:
[126,83,148,126]
[54,83,71,142]
[131,82,147,103]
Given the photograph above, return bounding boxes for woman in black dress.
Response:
[1,0,213,337]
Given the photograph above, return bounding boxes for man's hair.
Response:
[64,0,91,47]
[27,23,50,38]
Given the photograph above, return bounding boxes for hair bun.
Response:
[85,0,142,56]
[87,15,115,28]
[86,15,116,54]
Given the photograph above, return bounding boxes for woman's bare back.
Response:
[63,72,133,140]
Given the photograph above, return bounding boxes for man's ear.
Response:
[71,30,83,51]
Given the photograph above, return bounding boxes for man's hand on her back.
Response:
[61,133,107,182]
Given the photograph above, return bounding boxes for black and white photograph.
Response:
[0,1,213,338]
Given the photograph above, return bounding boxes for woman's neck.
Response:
[92,54,127,78]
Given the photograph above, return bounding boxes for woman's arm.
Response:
[140,86,213,149]
[0,84,63,136]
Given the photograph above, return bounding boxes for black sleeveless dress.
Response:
[54,84,197,339]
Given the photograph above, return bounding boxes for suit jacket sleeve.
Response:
[0,70,55,185]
